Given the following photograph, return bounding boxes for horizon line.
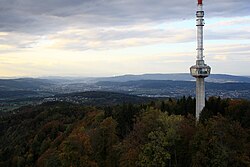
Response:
[0,73,249,79]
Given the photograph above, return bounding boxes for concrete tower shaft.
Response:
[196,78,205,120]
[190,0,211,120]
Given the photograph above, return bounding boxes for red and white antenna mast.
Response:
[190,0,211,121]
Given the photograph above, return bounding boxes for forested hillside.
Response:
[0,97,249,167]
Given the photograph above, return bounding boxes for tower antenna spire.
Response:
[190,0,211,121]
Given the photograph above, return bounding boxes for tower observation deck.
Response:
[190,0,211,120]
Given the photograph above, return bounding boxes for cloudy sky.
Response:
[0,0,250,77]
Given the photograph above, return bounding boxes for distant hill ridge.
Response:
[0,78,53,91]
[95,73,250,83]
[1,74,250,89]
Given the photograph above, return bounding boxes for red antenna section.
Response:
[198,0,202,4]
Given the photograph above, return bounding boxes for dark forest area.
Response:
[0,97,249,167]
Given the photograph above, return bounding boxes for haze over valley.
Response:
[1,73,250,112]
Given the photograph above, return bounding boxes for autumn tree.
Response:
[191,116,250,167]
[90,117,119,167]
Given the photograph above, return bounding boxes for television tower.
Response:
[190,0,211,120]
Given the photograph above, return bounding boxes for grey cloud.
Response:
[1,26,249,52]
[0,0,249,35]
